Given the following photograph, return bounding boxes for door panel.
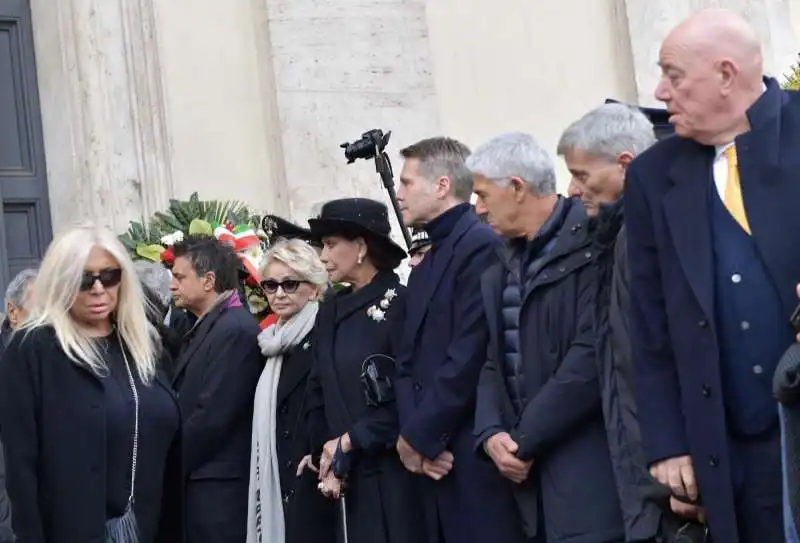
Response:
[0,0,52,293]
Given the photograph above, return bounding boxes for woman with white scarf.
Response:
[246,239,336,543]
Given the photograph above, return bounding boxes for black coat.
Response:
[275,330,336,543]
[0,326,182,543]
[395,207,520,543]
[475,198,624,543]
[0,320,13,543]
[625,79,800,542]
[172,298,263,543]
[592,204,674,541]
[307,272,425,543]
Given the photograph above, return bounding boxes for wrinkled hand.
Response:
[317,472,343,500]
[296,454,318,477]
[650,455,703,519]
[319,434,351,479]
[396,435,423,474]
[421,451,454,481]
[484,432,532,484]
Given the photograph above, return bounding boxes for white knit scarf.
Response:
[246,301,319,543]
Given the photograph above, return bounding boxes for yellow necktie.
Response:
[723,145,751,235]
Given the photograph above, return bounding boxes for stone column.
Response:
[623,0,798,106]
[29,0,174,233]
[256,0,442,224]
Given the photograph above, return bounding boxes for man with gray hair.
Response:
[471,132,625,542]
[558,102,656,217]
[0,267,36,543]
[1,268,37,353]
[557,105,684,542]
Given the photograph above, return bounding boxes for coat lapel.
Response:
[663,141,716,322]
[736,82,800,314]
[171,305,225,385]
[405,212,478,340]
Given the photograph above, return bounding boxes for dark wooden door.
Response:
[0,0,51,293]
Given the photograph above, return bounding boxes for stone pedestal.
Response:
[260,0,441,224]
[29,0,173,233]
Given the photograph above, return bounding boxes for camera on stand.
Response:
[340,129,412,248]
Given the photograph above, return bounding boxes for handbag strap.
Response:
[117,331,140,507]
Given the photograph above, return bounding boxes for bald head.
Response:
[666,9,762,83]
[655,9,765,145]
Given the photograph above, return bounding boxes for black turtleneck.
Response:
[424,203,472,245]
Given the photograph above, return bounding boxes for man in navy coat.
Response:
[393,137,520,543]
[626,9,800,542]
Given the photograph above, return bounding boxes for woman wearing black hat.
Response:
[306,198,425,543]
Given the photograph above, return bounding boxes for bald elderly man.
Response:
[625,9,799,543]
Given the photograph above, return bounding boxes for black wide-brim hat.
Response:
[262,214,319,247]
[604,98,675,140]
[308,198,407,262]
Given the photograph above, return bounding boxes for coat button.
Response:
[279,403,289,414]
[584,251,592,259]
[283,430,291,438]
[558,266,566,273]
[698,319,708,328]
[701,385,711,398]
[413,381,423,392]
[709,455,719,467]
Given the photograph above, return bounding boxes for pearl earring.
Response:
[357,253,364,265]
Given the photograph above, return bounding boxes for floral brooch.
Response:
[367,288,397,322]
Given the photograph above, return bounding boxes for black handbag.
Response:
[360,354,396,407]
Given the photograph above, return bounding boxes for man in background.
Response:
[0,268,36,355]
[170,236,262,543]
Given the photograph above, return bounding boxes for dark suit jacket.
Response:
[395,209,522,543]
[625,78,800,543]
[172,297,263,543]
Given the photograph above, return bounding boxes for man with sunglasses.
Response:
[169,236,263,543]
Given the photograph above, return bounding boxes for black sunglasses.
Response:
[260,279,307,294]
[80,268,123,292]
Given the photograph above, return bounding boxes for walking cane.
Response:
[338,490,349,543]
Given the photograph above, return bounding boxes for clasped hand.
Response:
[396,436,454,480]
[484,432,532,484]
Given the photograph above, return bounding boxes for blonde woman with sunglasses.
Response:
[0,224,181,543]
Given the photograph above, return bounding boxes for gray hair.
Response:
[465,132,557,196]
[399,137,474,202]
[5,268,37,307]
[262,239,329,295]
[557,103,657,161]
[133,260,172,308]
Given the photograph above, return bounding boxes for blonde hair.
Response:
[22,223,159,383]
[261,238,329,296]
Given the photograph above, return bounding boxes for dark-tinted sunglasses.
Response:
[260,279,307,294]
[80,268,123,291]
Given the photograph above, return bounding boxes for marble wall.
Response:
[27,0,800,236]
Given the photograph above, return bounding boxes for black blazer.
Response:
[171,299,262,542]
[0,326,182,543]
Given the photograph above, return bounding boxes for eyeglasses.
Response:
[80,269,123,291]
[260,279,307,294]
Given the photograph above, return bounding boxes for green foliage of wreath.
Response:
[782,54,800,90]
[118,192,264,255]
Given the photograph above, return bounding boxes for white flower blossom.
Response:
[380,299,390,309]
[371,308,386,322]
[160,230,185,245]
[385,289,397,300]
